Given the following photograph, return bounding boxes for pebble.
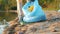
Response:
[19,32,24,34]
[21,26,27,32]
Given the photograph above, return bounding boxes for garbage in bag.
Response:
[22,0,46,22]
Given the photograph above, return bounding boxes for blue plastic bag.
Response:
[22,0,46,22]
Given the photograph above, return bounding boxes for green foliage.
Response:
[39,0,54,8]
[0,0,59,10]
[0,0,17,10]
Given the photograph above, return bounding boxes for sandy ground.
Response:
[3,10,60,34]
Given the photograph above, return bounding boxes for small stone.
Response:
[9,21,18,26]
[30,27,37,32]
[21,27,27,32]
[51,29,57,32]
[15,31,24,34]
[19,32,24,34]
[15,26,21,31]
[39,30,44,33]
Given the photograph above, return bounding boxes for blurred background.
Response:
[0,0,60,22]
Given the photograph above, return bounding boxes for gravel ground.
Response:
[3,10,60,34]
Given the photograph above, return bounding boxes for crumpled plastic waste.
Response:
[22,0,46,22]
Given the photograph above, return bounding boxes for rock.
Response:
[15,26,21,31]
[21,26,27,32]
[9,17,19,26]
[14,31,24,34]
[19,32,24,34]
